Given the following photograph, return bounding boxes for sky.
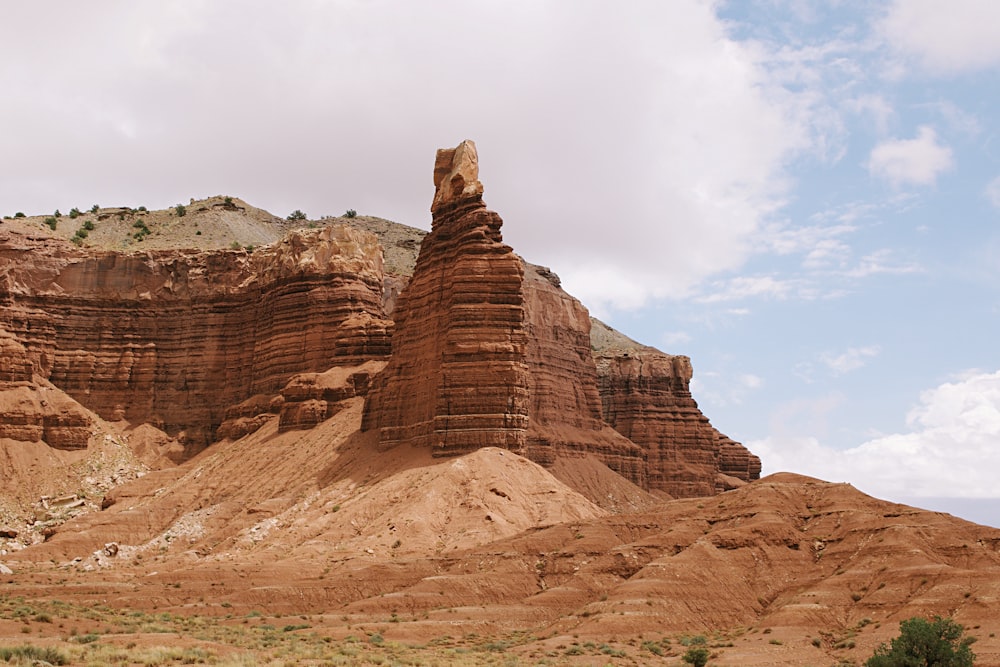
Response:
[3,1,999,526]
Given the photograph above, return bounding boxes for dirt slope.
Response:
[4,420,999,665]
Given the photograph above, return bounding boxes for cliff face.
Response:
[0,331,91,450]
[0,141,758,497]
[0,224,391,451]
[595,349,761,497]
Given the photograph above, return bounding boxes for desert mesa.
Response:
[0,141,997,666]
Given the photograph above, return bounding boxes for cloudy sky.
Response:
[3,1,999,525]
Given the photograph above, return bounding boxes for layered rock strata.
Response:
[0,225,392,450]
[363,141,646,483]
[595,348,761,497]
[0,331,91,449]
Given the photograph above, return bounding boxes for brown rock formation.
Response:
[363,140,645,483]
[595,347,761,497]
[0,224,392,452]
[277,360,386,432]
[0,331,91,450]
[362,141,531,456]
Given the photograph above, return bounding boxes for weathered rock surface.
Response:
[595,347,761,497]
[0,224,392,452]
[0,331,91,450]
[363,141,646,484]
[277,360,386,432]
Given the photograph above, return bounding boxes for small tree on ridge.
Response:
[866,616,975,667]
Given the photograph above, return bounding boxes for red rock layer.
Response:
[0,225,391,450]
[0,331,91,450]
[362,198,530,456]
[277,361,386,432]
[594,349,761,497]
[522,266,647,485]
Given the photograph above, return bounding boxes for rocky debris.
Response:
[277,360,386,431]
[595,348,761,497]
[0,563,12,574]
[0,223,392,454]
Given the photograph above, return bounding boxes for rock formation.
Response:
[595,348,761,496]
[0,331,91,450]
[363,140,757,495]
[0,140,757,496]
[362,141,639,484]
[0,224,392,452]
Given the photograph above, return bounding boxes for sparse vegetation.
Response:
[137,205,147,212]
[69,207,81,218]
[44,216,57,230]
[90,204,100,213]
[82,219,95,231]
[344,208,357,218]
[53,209,62,217]
[14,211,25,218]
[0,645,69,665]
[175,204,187,217]
[682,646,710,667]
[287,209,307,221]
[866,616,975,667]
[132,218,150,241]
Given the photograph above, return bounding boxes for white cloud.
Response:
[661,331,693,347]
[843,249,922,278]
[752,370,1000,499]
[986,176,1000,209]
[696,275,795,303]
[845,94,895,134]
[820,345,881,375]
[867,126,954,187]
[0,2,818,317]
[881,0,1000,74]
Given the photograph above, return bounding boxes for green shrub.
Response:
[344,209,357,218]
[224,196,233,205]
[69,207,81,218]
[287,209,307,221]
[83,219,95,230]
[44,216,57,230]
[175,204,186,217]
[682,646,710,667]
[866,616,975,667]
[90,204,100,213]
[53,209,62,217]
[137,205,147,212]
[14,211,25,218]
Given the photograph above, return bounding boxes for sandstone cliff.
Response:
[0,224,392,451]
[595,346,761,496]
